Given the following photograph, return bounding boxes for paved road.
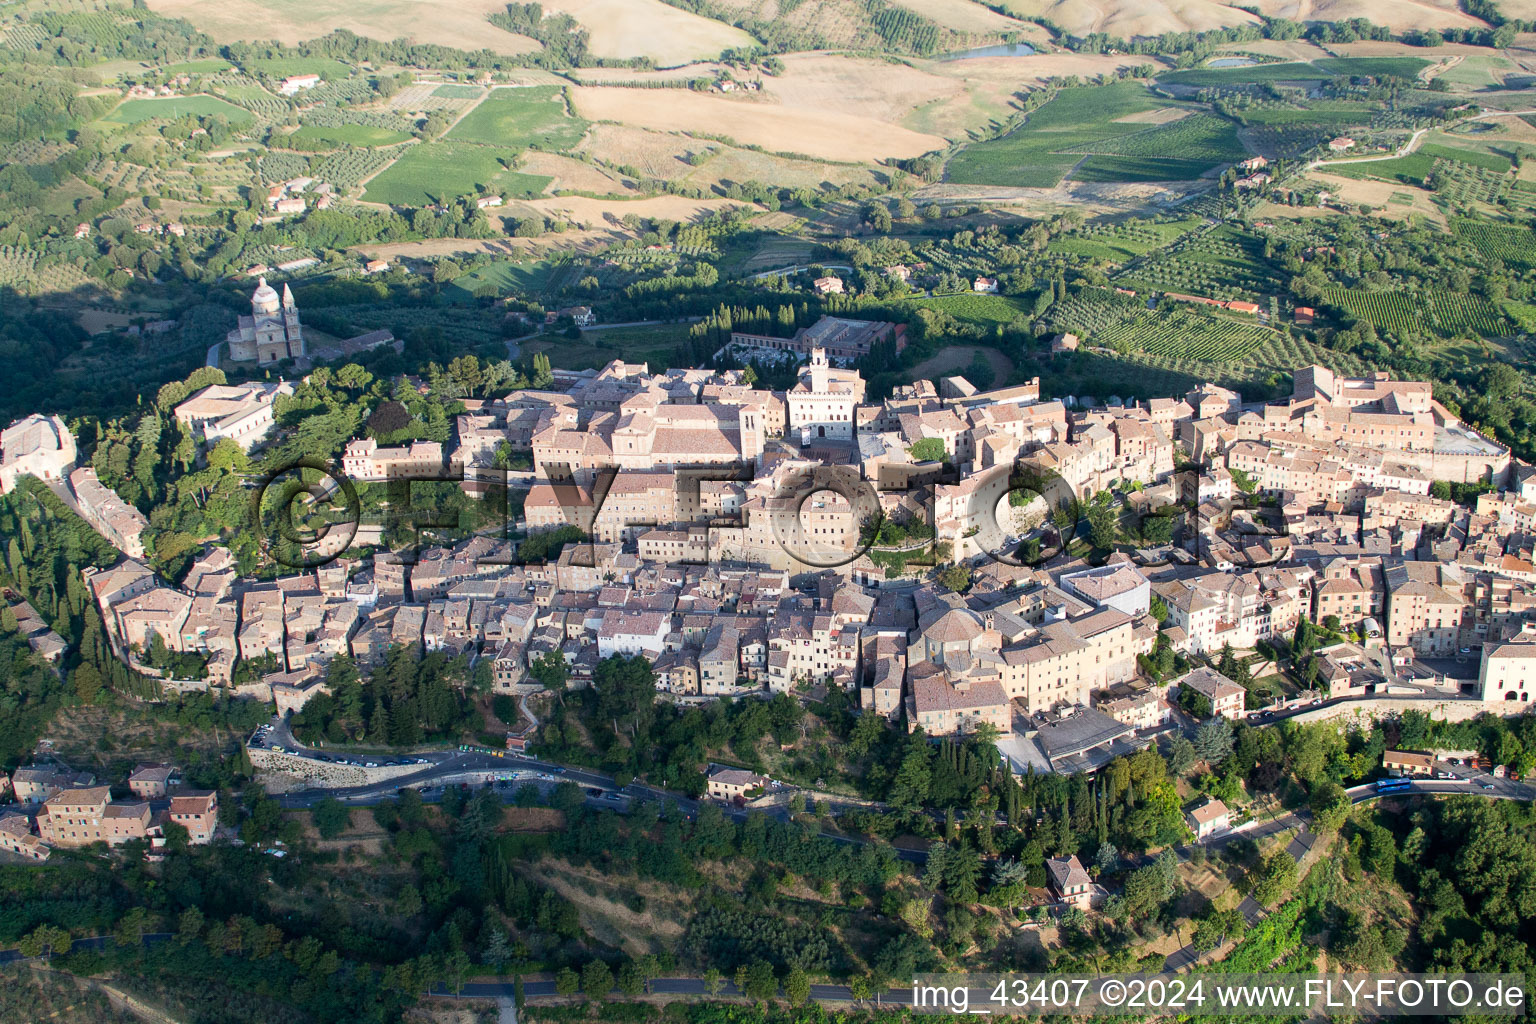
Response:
[257,715,929,860]
[205,342,220,369]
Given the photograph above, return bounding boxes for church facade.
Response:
[227,278,304,365]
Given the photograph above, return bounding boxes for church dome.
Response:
[251,277,280,314]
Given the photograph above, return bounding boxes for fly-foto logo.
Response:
[250,451,1297,574]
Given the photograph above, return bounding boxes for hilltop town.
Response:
[6,284,1536,814]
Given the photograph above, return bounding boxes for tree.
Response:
[617,961,645,997]
[908,437,946,462]
[581,959,613,999]
[1167,736,1197,776]
[555,967,580,995]
[1085,493,1119,549]
[1195,718,1235,765]
[530,649,569,690]
[176,906,204,945]
[1309,780,1351,835]
[784,965,810,1005]
[1251,850,1297,906]
[703,967,725,997]
[311,797,351,839]
[739,960,777,1001]
[938,563,971,593]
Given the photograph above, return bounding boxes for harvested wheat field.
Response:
[762,52,965,127]
[1115,106,1195,125]
[1000,0,1260,41]
[688,147,883,190]
[571,86,946,162]
[1249,0,1486,32]
[521,152,640,195]
[1306,172,1447,224]
[518,193,754,230]
[536,0,755,64]
[576,123,703,179]
[891,0,1047,36]
[147,0,541,53]
[902,51,1154,136]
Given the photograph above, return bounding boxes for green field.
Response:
[161,59,234,74]
[1240,104,1374,127]
[1324,286,1511,337]
[101,95,253,125]
[905,292,1031,325]
[363,142,551,205]
[446,259,556,300]
[1327,142,1512,185]
[284,123,413,148]
[238,57,352,80]
[522,325,683,371]
[1096,309,1271,361]
[446,86,587,149]
[1160,56,1428,88]
[1073,156,1225,183]
[945,82,1225,188]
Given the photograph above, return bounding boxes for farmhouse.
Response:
[973,276,999,293]
[1329,137,1355,152]
[813,276,844,295]
[279,74,322,95]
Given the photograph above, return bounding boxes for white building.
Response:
[0,414,76,494]
[786,348,865,443]
[174,381,295,451]
[227,278,304,365]
[596,609,669,658]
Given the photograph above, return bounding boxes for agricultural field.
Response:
[236,56,352,80]
[1049,286,1148,335]
[944,82,1236,188]
[445,259,557,300]
[282,124,413,148]
[1158,55,1430,88]
[568,85,943,163]
[1327,142,1514,187]
[362,143,552,205]
[211,81,290,115]
[520,328,683,371]
[1114,225,1280,301]
[1455,218,1536,271]
[100,95,253,126]
[536,0,755,63]
[162,59,234,74]
[1323,287,1512,337]
[1094,309,1272,362]
[145,0,542,55]
[905,292,1031,325]
[446,86,588,150]
[0,245,93,296]
[434,85,486,100]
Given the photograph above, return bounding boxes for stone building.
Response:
[227,278,304,365]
